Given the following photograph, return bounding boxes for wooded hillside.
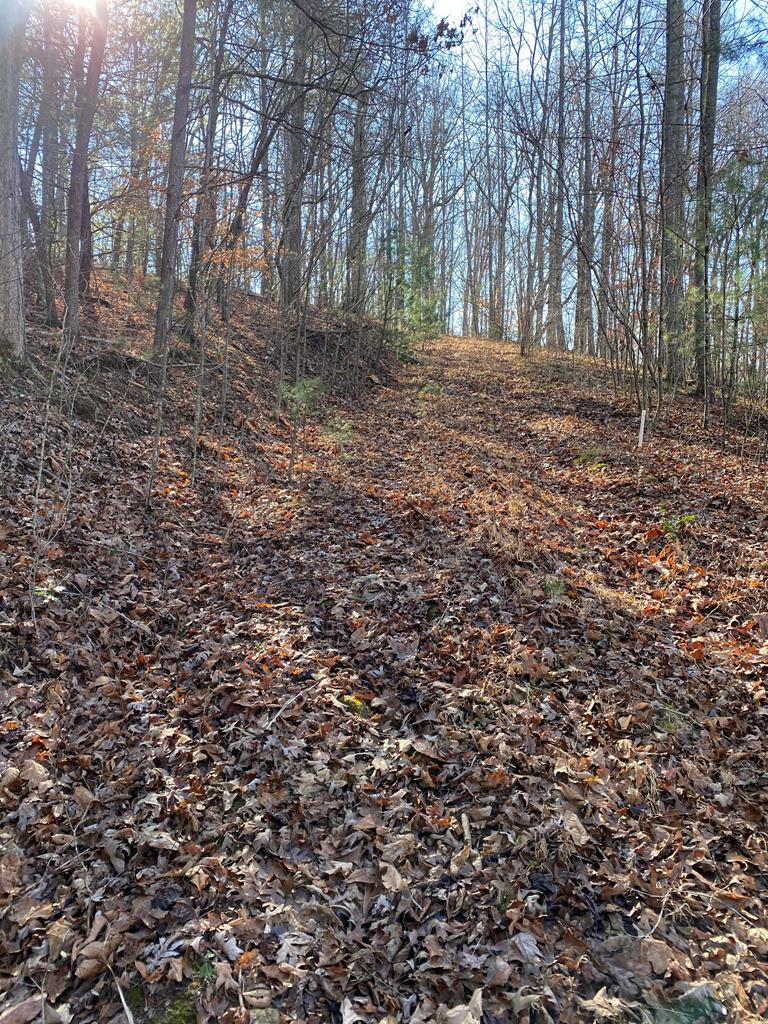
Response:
[1,1,768,1023]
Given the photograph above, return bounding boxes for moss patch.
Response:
[150,990,197,1024]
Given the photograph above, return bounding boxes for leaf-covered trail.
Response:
[2,336,767,1023]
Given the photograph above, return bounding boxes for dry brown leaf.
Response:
[0,998,61,1024]
[509,931,542,963]
[381,862,407,892]
[441,988,483,1024]
[640,938,677,976]
[561,808,589,846]
[0,848,25,895]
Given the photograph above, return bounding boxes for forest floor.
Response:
[1,317,768,1024]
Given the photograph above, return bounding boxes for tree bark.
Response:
[185,0,234,327]
[693,0,720,410]
[0,0,33,360]
[279,7,308,315]
[78,181,93,300]
[39,7,61,327]
[546,0,567,350]
[344,90,370,313]
[152,0,197,362]
[661,0,687,381]
[62,1,107,352]
[574,0,595,355]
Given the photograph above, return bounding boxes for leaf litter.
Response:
[1,329,767,1022]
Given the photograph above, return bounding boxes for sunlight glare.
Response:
[59,0,99,14]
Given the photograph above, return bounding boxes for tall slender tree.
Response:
[661,0,688,381]
[62,0,108,353]
[693,0,721,411]
[152,0,197,363]
[0,0,33,360]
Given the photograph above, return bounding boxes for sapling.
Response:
[279,376,323,484]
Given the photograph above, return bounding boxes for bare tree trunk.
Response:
[19,154,44,298]
[531,145,547,346]
[533,10,556,349]
[0,0,33,360]
[18,14,60,329]
[111,214,124,271]
[547,0,567,350]
[78,181,93,301]
[62,1,107,352]
[635,0,652,411]
[152,0,197,362]
[519,168,537,354]
[660,0,687,383]
[186,0,233,329]
[597,109,618,361]
[575,0,594,355]
[344,90,370,313]
[279,7,307,316]
[315,99,333,308]
[39,7,60,326]
[693,0,720,415]
[259,32,275,299]
[483,0,499,340]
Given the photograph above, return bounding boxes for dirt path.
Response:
[2,337,767,1022]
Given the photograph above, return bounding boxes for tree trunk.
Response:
[279,8,307,315]
[185,0,233,327]
[111,215,124,271]
[661,0,687,381]
[19,25,59,331]
[344,90,370,313]
[39,9,60,327]
[597,109,618,360]
[575,0,595,355]
[693,0,720,411]
[0,1,33,360]
[152,0,197,362]
[78,181,93,301]
[483,0,499,340]
[62,1,108,352]
[547,0,567,350]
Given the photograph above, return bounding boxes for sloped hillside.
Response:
[1,309,767,1023]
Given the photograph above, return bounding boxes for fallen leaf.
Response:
[0,998,60,1024]
[442,988,483,1024]
[510,931,542,963]
[381,862,407,892]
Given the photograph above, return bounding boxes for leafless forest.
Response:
[1,0,767,1022]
